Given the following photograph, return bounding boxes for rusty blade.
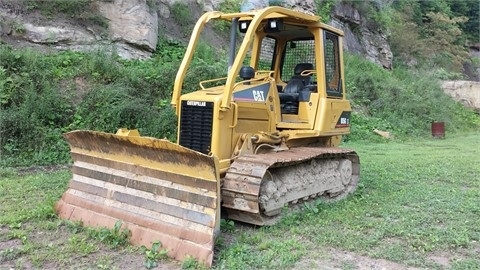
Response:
[55,130,220,266]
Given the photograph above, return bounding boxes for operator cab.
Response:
[246,18,344,127]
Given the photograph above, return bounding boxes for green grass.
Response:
[0,171,147,269]
[215,132,480,269]
[1,132,479,269]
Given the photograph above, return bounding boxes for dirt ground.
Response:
[0,224,183,270]
[0,221,437,270]
[291,248,422,270]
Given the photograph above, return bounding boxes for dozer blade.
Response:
[55,130,220,266]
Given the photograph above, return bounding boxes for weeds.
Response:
[220,219,235,232]
[181,255,207,270]
[170,2,195,36]
[68,235,99,256]
[214,0,241,31]
[0,167,16,178]
[170,2,194,27]
[87,220,130,249]
[142,241,169,269]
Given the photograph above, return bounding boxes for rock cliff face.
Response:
[330,3,392,69]
[0,0,158,59]
[442,81,480,113]
[0,6,99,51]
[98,0,158,59]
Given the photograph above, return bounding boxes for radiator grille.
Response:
[179,101,213,154]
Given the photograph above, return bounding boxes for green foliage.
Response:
[216,229,306,269]
[344,53,479,141]
[218,0,240,13]
[214,0,241,31]
[340,0,476,74]
[0,167,16,178]
[171,1,195,35]
[220,219,235,232]
[0,34,232,167]
[146,0,157,12]
[0,46,177,166]
[181,255,208,269]
[0,48,78,166]
[67,235,99,256]
[1,134,480,268]
[268,0,283,6]
[154,38,187,62]
[24,0,92,15]
[421,12,469,71]
[142,241,169,269]
[21,0,108,29]
[315,0,338,23]
[1,2,478,169]
[390,0,473,73]
[87,220,130,249]
[0,170,141,268]
[0,170,70,226]
[341,0,393,31]
[393,0,479,43]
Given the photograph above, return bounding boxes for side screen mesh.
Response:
[282,40,316,82]
[324,31,341,94]
[258,36,276,70]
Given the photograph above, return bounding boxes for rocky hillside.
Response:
[1,0,479,111]
[0,0,393,68]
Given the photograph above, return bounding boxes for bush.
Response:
[71,83,177,140]
[0,47,75,166]
[345,53,479,141]
[0,39,227,166]
[170,1,195,36]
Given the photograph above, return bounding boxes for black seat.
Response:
[283,63,314,94]
[280,63,314,114]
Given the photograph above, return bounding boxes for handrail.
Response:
[199,77,228,90]
[229,102,238,128]
[300,70,316,76]
[256,70,275,76]
[233,77,268,89]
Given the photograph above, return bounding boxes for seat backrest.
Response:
[294,63,314,76]
[283,63,314,94]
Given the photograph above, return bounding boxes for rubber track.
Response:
[221,147,360,225]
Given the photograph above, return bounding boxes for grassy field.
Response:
[1,132,479,269]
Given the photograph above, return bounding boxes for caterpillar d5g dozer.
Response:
[55,6,360,266]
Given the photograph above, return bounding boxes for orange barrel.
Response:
[431,122,445,138]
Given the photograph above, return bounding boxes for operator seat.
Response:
[280,63,314,114]
[283,63,314,94]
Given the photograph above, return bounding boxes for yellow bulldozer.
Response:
[55,6,360,266]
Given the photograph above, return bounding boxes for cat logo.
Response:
[253,90,265,101]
